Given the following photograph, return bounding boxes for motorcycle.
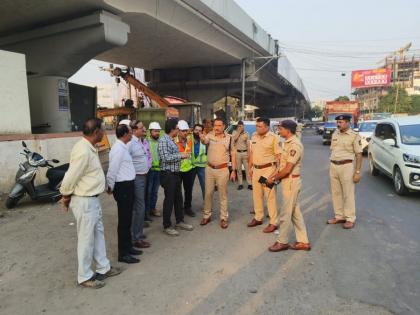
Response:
[5,141,69,209]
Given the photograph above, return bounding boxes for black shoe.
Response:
[144,217,153,223]
[118,255,140,264]
[185,209,196,217]
[237,185,244,190]
[248,185,253,190]
[129,248,143,256]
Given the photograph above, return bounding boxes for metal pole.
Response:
[241,58,246,119]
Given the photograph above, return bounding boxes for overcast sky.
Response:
[235,0,420,101]
[70,0,420,102]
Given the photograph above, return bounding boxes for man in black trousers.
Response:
[158,119,194,236]
[107,123,142,263]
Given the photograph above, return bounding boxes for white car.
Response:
[368,116,420,195]
[358,120,379,154]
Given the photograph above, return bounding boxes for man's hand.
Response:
[199,133,207,144]
[107,187,113,195]
[230,170,237,182]
[353,173,361,183]
[60,195,71,212]
[248,167,253,180]
[266,177,274,186]
[181,152,191,159]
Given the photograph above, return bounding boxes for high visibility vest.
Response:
[176,136,193,172]
[148,137,160,171]
[191,139,207,168]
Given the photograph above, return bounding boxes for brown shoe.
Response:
[290,242,311,251]
[326,218,346,224]
[268,242,290,252]
[247,218,263,227]
[133,240,151,249]
[151,209,161,217]
[343,221,355,229]
[263,224,277,233]
[95,266,123,281]
[200,217,211,226]
[79,278,105,289]
[220,219,228,229]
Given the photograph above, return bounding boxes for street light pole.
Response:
[241,58,246,119]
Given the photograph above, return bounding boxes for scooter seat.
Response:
[46,163,69,189]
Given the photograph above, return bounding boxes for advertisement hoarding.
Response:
[351,68,391,88]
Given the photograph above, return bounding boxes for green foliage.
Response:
[310,105,324,118]
[334,96,350,101]
[378,86,420,114]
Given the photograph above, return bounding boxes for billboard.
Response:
[351,68,391,88]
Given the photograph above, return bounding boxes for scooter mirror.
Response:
[22,141,27,148]
[52,159,60,163]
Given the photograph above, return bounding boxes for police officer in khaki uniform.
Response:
[327,114,362,229]
[200,118,236,229]
[232,121,252,190]
[267,120,311,252]
[247,117,281,233]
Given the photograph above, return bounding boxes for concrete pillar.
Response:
[0,50,31,134]
[27,76,71,133]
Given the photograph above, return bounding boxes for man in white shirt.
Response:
[128,120,151,249]
[107,124,142,264]
[60,118,121,289]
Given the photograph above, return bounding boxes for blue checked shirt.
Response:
[158,134,182,172]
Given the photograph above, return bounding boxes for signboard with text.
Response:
[351,68,391,88]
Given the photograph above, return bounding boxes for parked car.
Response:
[368,116,420,195]
[358,120,379,154]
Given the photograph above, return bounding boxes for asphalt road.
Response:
[0,131,419,315]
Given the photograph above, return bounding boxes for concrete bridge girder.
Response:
[0,11,130,77]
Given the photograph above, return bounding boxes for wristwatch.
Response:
[355,170,360,174]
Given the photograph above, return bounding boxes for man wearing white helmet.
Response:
[175,120,195,217]
[146,122,162,219]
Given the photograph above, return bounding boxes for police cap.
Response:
[335,114,352,121]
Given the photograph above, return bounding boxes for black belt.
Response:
[330,160,353,165]
[237,149,247,153]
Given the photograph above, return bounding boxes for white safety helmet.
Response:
[148,122,161,130]
[118,119,131,127]
[178,120,189,131]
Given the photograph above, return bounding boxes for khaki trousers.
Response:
[236,151,251,185]
[329,162,356,222]
[203,166,229,220]
[252,166,278,225]
[277,177,309,244]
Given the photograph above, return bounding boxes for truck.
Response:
[322,101,360,145]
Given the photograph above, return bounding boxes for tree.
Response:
[310,105,324,118]
[411,95,420,114]
[335,96,350,102]
[378,86,412,113]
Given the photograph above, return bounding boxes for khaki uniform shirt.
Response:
[250,131,281,165]
[60,137,105,197]
[232,130,249,151]
[330,129,363,161]
[280,135,303,176]
[205,132,234,165]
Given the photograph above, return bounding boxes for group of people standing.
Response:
[60,113,362,289]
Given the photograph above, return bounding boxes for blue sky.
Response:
[70,0,420,102]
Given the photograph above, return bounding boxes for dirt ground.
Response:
[1,134,418,315]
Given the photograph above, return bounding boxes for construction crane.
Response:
[378,42,412,66]
[99,64,170,108]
